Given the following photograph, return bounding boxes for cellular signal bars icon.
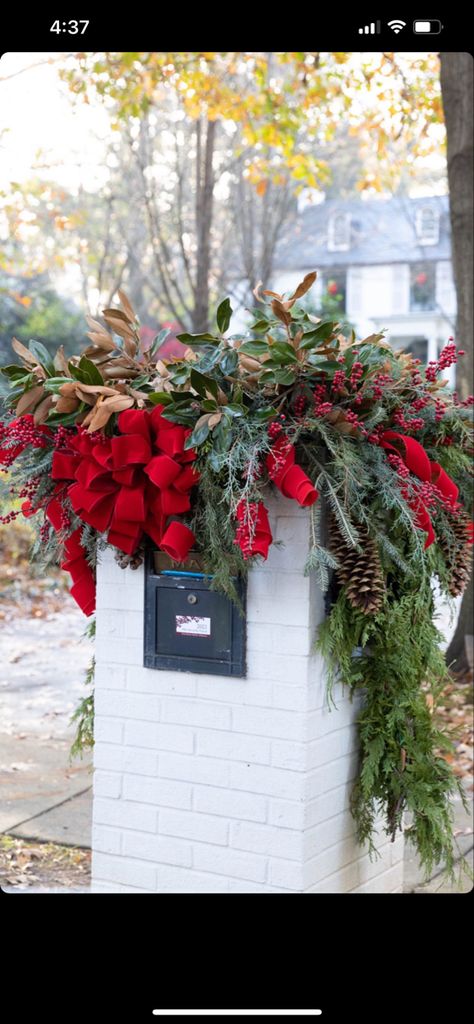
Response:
[358,21,381,33]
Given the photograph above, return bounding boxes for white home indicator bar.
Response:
[152,1014,323,1018]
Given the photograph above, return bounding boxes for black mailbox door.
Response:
[144,553,246,677]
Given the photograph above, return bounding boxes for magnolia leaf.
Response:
[86,315,107,333]
[156,359,170,377]
[59,382,79,397]
[33,395,54,424]
[86,331,116,352]
[239,340,268,357]
[102,308,133,325]
[176,332,219,345]
[15,384,44,416]
[55,395,79,413]
[239,354,264,373]
[252,280,264,302]
[28,339,53,368]
[271,299,292,326]
[146,392,172,405]
[149,328,171,358]
[101,394,135,411]
[267,341,299,365]
[208,412,223,429]
[216,297,233,334]
[53,346,69,373]
[263,289,283,300]
[12,338,37,365]
[286,271,317,308]
[219,348,238,375]
[74,389,97,406]
[185,413,212,449]
[0,365,32,382]
[190,369,218,401]
[101,366,139,379]
[360,333,386,346]
[78,356,104,385]
[72,383,119,396]
[85,403,113,432]
[117,289,137,323]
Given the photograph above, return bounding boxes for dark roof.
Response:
[275,195,451,269]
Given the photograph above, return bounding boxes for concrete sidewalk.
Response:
[0,732,92,846]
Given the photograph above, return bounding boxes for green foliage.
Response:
[317,578,466,880]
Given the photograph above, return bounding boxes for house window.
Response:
[328,212,351,252]
[415,207,439,245]
[321,271,346,313]
[410,262,436,311]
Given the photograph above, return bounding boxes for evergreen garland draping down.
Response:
[1,274,472,879]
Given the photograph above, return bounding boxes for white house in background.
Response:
[273,195,457,385]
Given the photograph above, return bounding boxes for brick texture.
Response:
[92,497,404,893]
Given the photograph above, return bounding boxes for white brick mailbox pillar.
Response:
[91,495,404,893]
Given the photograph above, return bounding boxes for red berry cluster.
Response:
[344,410,359,426]
[0,415,50,467]
[268,417,284,440]
[0,507,22,524]
[371,373,394,400]
[386,453,410,478]
[332,370,346,393]
[294,393,306,418]
[418,481,437,511]
[313,402,333,418]
[312,383,333,418]
[349,360,363,389]
[52,424,75,450]
[425,340,464,382]
[393,411,424,432]
[39,521,50,542]
[411,396,429,411]
[434,399,446,422]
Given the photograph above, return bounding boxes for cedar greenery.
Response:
[1,274,473,880]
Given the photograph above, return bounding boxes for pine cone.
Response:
[329,516,385,615]
[114,543,145,571]
[439,508,473,597]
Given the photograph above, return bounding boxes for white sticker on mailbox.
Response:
[176,615,211,637]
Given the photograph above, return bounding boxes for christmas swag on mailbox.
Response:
[1,273,473,878]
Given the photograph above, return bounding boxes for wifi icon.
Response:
[388,19,406,32]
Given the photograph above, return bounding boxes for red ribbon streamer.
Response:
[380,430,460,549]
[44,496,96,616]
[266,436,319,507]
[234,438,318,560]
[235,500,273,559]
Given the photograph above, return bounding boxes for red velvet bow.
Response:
[266,436,319,507]
[47,407,199,614]
[380,430,460,549]
[51,406,198,564]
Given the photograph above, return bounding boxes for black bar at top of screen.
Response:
[0,12,467,51]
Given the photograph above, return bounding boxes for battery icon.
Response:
[413,19,443,32]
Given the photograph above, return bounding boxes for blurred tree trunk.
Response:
[440,52,473,672]
[194,117,216,332]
